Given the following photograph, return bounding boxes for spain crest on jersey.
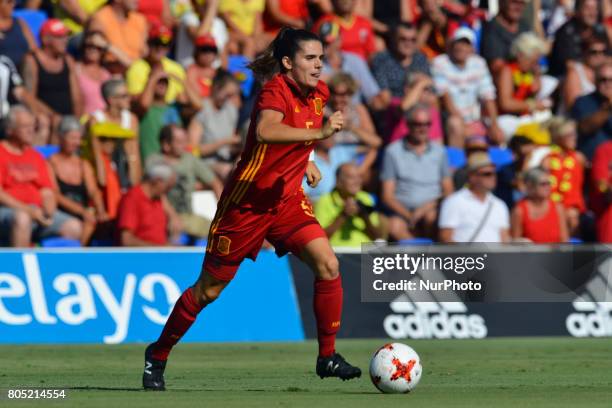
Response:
[313,98,323,115]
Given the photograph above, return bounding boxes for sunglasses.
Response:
[112,93,130,99]
[587,48,607,56]
[332,90,352,96]
[476,171,495,177]
[537,181,551,186]
[196,46,218,53]
[397,36,416,43]
[85,43,104,51]
[599,76,612,83]
[409,121,431,127]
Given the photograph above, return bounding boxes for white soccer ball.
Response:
[369,342,422,394]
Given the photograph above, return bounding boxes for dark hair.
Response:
[159,124,177,145]
[211,69,240,92]
[583,31,610,53]
[508,135,533,153]
[248,27,321,80]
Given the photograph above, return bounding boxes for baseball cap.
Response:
[148,24,173,45]
[466,152,494,173]
[40,19,70,37]
[318,21,340,44]
[451,27,476,44]
[195,34,217,50]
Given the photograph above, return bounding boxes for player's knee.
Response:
[200,286,223,305]
[317,256,339,280]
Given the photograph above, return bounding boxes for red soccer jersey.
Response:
[117,185,168,245]
[0,143,52,207]
[314,14,376,60]
[220,73,329,211]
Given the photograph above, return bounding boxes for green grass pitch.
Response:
[1,338,611,407]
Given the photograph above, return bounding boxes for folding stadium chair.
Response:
[446,146,466,169]
[13,9,48,46]
[35,145,59,159]
[40,237,81,248]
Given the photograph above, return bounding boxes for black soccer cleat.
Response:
[143,343,167,391]
[316,353,362,381]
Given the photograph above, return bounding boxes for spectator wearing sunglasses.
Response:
[511,167,569,243]
[571,62,612,160]
[381,104,452,241]
[439,152,510,243]
[562,33,610,113]
[75,31,112,115]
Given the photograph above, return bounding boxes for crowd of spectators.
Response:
[0,0,610,248]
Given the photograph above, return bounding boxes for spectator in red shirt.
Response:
[589,140,612,242]
[314,0,376,61]
[511,167,569,243]
[117,159,182,246]
[0,106,82,247]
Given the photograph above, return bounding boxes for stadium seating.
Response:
[35,145,59,159]
[40,237,81,247]
[398,238,434,245]
[488,147,513,168]
[13,9,47,46]
[446,146,466,168]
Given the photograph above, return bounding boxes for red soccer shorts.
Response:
[202,189,326,281]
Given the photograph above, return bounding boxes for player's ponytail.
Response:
[248,27,322,81]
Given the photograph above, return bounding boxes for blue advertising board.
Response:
[0,249,304,344]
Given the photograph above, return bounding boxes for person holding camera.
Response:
[314,163,387,247]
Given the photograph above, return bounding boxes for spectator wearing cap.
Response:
[439,152,510,243]
[371,22,430,100]
[0,0,37,69]
[381,104,453,241]
[480,0,531,79]
[22,19,83,143]
[452,136,490,190]
[0,106,82,247]
[314,0,376,61]
[549,0,606,78]
[188,70,242,182]
[571,62,612,160]
[117,159,182,246]
[148,124,223,239]
[319,21,388,110]
[89,0,148,63]
[174,0,229,67]
[127,24,202,112]
[48,116,109,245]
[315,162,388,247]
[432,27,504,147]
[219,0,266,59]
[511,167,569,243]
[186,34,220,99]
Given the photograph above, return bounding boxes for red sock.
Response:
[313,275,343,357]
[152,287,203,361]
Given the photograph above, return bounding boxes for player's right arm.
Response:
[256,110,344,144]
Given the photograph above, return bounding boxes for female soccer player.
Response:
[143,28,362,391]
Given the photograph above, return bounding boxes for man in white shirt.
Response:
[438,152,510,243]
